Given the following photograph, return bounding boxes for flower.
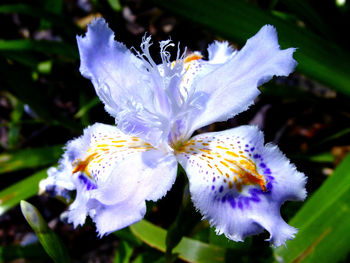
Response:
[41,18,307,247]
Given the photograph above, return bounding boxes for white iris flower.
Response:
[41,18,307,247]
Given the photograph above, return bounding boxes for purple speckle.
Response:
[266,182,273,191]
[243,197,250,205]
[253,154,261,159]
[228,196,236,209]
[222,196,226,203]
[245,144,249,147]
[250,194,260,202]
[238,199,243,210]
[260,163,266,168]
[219,186,224,193]
[211,185,215,190]
[213,177,216,182]
[264,168,271,175]
[250,147,255,151]
[79,174,97,190]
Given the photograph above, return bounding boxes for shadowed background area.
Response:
[1,0,350,262]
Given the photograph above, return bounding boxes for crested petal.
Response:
[207,41,236,64]
[77,18,185,147]
[77,18,146,118]
[187,25,297,134]
[42,123,177,235]
[175,126,306,246]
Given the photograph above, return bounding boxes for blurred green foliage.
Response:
[1,0,350,262]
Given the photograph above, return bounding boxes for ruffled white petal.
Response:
[207,41,236,64]
[42,123,177,235]
[77,18,147,118]
[187,25,297,134]
[175,126,306,246]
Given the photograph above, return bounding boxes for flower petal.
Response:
[207,41,236,64]
[92,149,177,235]
[77,18,146,118]
[42,123,177,235]
[175,126,306,246]
[188,25,297,134]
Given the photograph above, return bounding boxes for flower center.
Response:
[175,136,267,192]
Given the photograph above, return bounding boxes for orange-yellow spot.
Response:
[72,153,98,177]
[226,151,239,158]
[228,181,233,189]
[184,53,203,64]
[220,161,229,168]
[96,144,110,148]
[111,140,127,143]
[216,146,229,150]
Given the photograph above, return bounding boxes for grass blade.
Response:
[274,153,350,263]
[0,145,63,174]
[0,169,48,215]
[0,244,48,262]
[130,220,226,263]
[20,200,71,263]
[0,39,78,59]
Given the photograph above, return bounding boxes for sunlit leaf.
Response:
[20,200,71,263]
[0,145,63,174]
[0,40,78,59]
[107,0,122,11]
[130,220,226,263]
[274,153,350,263]
[0,169,47,215]
[155,0,350,96]
[75,97,100,119]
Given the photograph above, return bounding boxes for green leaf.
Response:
[0,145,63,174]
[0,39,78,59]
[8,98,24,150]
[20,200,71,263]
[107,0,122,11]
[0,243,48,262]
[114,227,143,246]
[75,97,100,119]
[37,60,53,74]
[165,194,201,260]
[113,241,134,263]
[313,127,350,148]
[0,169,47,215]
[279,0,333,38]
[155,0,350,96]
[274,153,350,263]
[130,220,226,263]
[0,51,40,69]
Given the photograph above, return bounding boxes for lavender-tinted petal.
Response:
[176,126,306,246]
[188,25,297,134]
